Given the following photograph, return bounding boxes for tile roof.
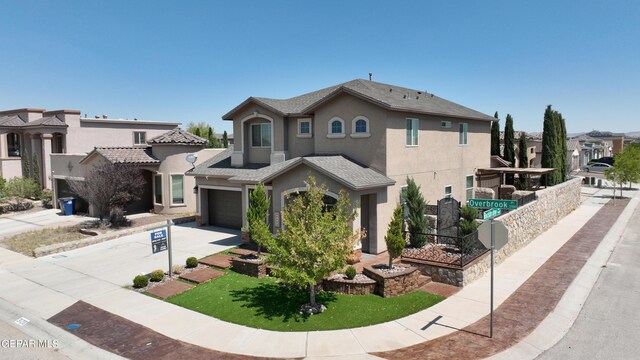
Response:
[148,128,207,145]
[22,116,67,127]
[189,150,394,190]
[84,147,160,165]
[224,79,495,122]
[0,115,25,127]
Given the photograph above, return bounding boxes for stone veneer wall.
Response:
[461,177,582,286]
[363,266,420,297]
[231,258,267,278]
[322,277,376,295]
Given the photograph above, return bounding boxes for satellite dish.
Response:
[186,153,197,165]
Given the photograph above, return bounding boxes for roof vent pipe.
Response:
[369,72,372,81]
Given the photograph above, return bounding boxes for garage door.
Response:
[208,189,242,229]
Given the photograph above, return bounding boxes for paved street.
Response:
[537,199,640,360]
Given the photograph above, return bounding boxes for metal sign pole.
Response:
[490,218,495,338]
[167,219,173,278]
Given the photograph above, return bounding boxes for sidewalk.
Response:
[1,186,637,359]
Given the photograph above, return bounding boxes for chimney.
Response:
[102,114,108,119]
[369,72,372,81]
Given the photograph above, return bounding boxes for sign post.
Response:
[471,199,515,338]
[148,219,175,277]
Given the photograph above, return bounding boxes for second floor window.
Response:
[133,131,146,145]
[251,123,271,147]
[406,118,419,146]
[459,123,468,145]
[331,120,343,134]
[297,118,312,137]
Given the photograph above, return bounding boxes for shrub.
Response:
[345,266,357,280]
[133,275,149,288]
[0,176,6,198]
[150,269,165,282]
[186,256,198,268]
[5,177,40,200]
[172,264,184,275]
[40,189,53,208]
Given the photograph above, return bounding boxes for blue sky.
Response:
[1,0,638,135]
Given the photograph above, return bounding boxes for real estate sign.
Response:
[468,198,518,210]
[150,228,168,254]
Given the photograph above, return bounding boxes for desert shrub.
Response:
[172,264,184,275]
[0,176,6,198]
[7,201,34,212]
[109,207,130,227]
[345,266,357,280]
[150,269,165,282]
[186,256,198,268]
[5,177,40,200]
[40,189,53,208]
[133,275,149,288]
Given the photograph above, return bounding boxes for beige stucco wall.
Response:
[229,103,285,166]
[311,93,387,172]
[286,117,315,157]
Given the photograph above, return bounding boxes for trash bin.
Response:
[59,197,75,216]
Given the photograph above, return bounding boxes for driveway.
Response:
[0,209,88,240]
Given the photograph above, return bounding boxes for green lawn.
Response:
[166,271,444,331]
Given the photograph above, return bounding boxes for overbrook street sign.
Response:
[468,198,518,210]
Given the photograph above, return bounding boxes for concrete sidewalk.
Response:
[0,208,87,240]
[0,186,637,359]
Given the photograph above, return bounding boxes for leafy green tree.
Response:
[518,132,529,189]
[208,126,221,148]
[503,114,516,185]
[605,143,640,197]
[31,153,41,190]
[541,105,559,186]
[194,128,201,137]
[186,122,220,148]
[491,112,501,156]
[222,131,229,148]
[268,177,356,307]
[247,183,271,257]
[405,177,428,247]
[384,205,405,268]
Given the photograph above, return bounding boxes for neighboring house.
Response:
[527,139,543,168]
[0,108,179,188]
[188,79,494,254]
[587,130,624,155]
[51,128,220,216]
[566,138,581,174]
[574,134,612,168]
[499,131,536,168]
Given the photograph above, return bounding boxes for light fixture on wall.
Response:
[193,186,198,194]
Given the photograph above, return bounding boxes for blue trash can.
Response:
[59,197,75,216]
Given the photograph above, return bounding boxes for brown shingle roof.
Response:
[148,128,207,145]
[0,115,25,127]
[83,147,160,165]
[22,116,68,127]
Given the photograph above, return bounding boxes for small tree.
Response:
[69,162,146,221]
[518,132,529,190]
[491,112,500,156]
[21,150,30,179]
[246,183,271,257]
[405,177,428,248]
[541,105,559,186]
[208,126,221,148]
[31,153,41,190]
[503,114,516,185]
[458,205,479,254]
[605,143,640,197]
[222,131,229,148]
[268,177,356,307]
[385,205,405,269]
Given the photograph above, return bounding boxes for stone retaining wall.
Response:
[231,257,267,278]
[401,259,465,287]
[322,277,376,295]
[462,177,582,286]
[363,266,420,297]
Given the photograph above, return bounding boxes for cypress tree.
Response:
[518,132,529,189]
[222,131,229,148]
[32,153,41,191]
[21,149,30,179]
[503,114,516,185]
[405,177,428,248]
[558,112,567,182]
[541,105,558,185]
[491,112,500,156]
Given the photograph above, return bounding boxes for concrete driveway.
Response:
[38,222,241,286]
[0,209,88,240]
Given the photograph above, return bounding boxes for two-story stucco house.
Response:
[188,79,495,254]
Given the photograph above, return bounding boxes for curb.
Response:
[33,216,195,257]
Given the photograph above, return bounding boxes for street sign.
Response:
[468,198,518,210]
[150,228,168,254]
[478,220,508,250]
[483,208,501,220]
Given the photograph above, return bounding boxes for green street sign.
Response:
[468,198,518,210]
[483,208,501,220]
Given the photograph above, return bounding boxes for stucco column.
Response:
[0,133,7,158]
[41,134,53,189]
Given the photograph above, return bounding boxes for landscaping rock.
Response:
[363,265,419,297]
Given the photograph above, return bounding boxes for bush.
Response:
[345,266,357,280]
[0,176,6,198]
[186,256,198,268]
[133,275,149,288]
[5,177,40,199]
[172,264,184,275]
[150,269,165,282]
[40,189,53,208]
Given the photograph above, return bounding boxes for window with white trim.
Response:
[351,116,370,138]
[444,185,452,199]
[133,131,146,145]
[297,118,312,137]
[459,123,468,145]
[466,175,474,200]
[251,123,271,147]
[327,117,345,137]
[154,174,163,204]
[406,118,419,146]
[171,175,184,205]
